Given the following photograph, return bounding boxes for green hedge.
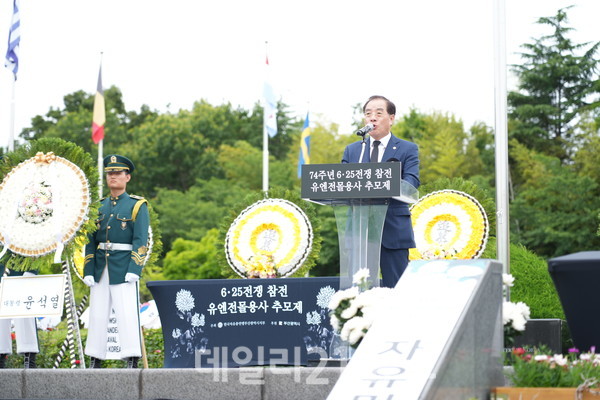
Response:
[482,236,564,320]
[3,326,164,369]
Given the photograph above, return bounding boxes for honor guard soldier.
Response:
[83,155,150,368]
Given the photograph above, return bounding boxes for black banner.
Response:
[147,277,341,368]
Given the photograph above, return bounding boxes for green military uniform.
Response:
[83,192,150,284]
[83,155,150,367]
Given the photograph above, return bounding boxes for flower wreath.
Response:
[224,198,314,278]
[0,138,100,272]
[409,189,489,260]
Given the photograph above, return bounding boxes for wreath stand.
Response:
[0,151,94,369]
[51,259,86,369]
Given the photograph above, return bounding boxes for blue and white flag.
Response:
[5,0,21,80]
[263,56,277,137]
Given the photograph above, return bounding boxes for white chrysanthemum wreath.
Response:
[409,189,489,260]
[225,198,313,278]
[0,152,90,257]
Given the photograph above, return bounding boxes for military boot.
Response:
[23,352,37,369]
[125,357,139,369]
[89,357,103,369]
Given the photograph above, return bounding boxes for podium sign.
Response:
[301,162,402,203]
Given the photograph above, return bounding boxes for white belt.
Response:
[98,242,133,251]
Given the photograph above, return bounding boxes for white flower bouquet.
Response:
[328,269,393,348]
[502,273,531,346]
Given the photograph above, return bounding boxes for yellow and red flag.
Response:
[91,66,105,144]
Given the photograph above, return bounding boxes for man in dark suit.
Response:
[342,95,420,288]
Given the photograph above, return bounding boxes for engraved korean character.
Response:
[257,300,269,312]
[271,300,283,313]
[277,285,288,297]
[227,301,237,314]
[23,296,34,310]
[37,295,47,309]
[248,301,258,313]
[293,301,303,314]
[217,301,228,314]
[207,302,218,315]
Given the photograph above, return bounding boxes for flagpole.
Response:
[262,41,269,195]
[96,52,104,199]
[493,0,510,291]
[8,79,16,151]
[263,109,269,194]
[98,139,103,198]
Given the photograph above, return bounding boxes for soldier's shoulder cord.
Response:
[131,195,148,222]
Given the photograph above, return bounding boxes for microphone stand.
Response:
[358,133,368,163]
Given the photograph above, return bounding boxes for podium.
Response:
[301,162,418,289]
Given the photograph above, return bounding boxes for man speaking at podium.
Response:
[342,95,420,288]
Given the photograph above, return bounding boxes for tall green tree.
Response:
[19,86,158,156]
[394,110,489,185]
[152,178,252,251]
[508,6,600,162]
[510,140,600,257]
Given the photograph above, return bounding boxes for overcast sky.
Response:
[0,0,598,149]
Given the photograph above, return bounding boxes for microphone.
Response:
[386,158,399,162]
[355,124,374,137]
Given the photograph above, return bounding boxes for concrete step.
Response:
[0,367,344,400]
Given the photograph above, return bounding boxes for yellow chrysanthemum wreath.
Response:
[225,198,313,278]
[409,189,489,260]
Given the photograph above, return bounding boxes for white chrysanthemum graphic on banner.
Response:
[306,310,322,325]
[316,286,336,309]
[175,289,195,312]
[191,313,205,327]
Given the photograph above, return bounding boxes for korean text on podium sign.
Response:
[301,162,402,202]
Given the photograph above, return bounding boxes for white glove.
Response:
[83,275,96,287]
[125,273,139,283]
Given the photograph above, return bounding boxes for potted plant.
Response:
[493,347,600,399]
